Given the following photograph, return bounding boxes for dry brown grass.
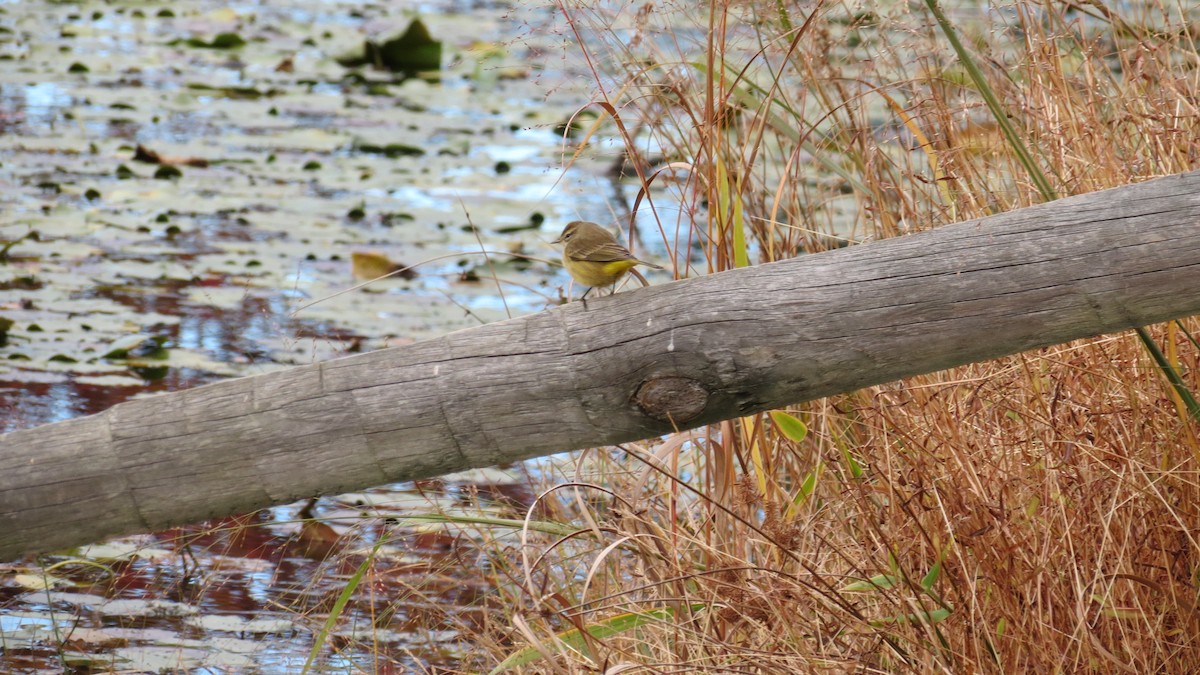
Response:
[467,0,1200,672]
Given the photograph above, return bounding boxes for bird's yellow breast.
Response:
[562,257,639,287]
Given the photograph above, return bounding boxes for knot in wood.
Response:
[634,376,709,424]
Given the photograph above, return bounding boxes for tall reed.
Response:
[479,1,1200,671]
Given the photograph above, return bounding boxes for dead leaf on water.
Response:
[351,251,417,281]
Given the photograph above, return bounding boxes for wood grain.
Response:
[3,171,1200,559]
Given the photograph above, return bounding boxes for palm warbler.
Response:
[552,220,663,299]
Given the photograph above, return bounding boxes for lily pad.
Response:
[102,334,169,360]
[339,18,443,74]
[172,32,247,50]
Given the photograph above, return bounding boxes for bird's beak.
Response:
[551,235,564,244]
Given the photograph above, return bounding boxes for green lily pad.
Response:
[172,32,247,50]
[103,334,169,360]
[338,18,442,74]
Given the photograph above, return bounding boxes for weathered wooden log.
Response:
[3,172,1200,559]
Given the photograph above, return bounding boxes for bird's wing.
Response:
[574,240,637,263]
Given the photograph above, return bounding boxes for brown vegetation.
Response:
[470,0,1200,671]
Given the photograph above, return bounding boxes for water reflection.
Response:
[0,0,633,670]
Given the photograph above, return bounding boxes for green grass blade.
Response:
[843,574,901,592]
[1175,320,1200,352]
[490,603,708,674]
[391,513,579,538]
[921,561,941,591]
[715,159,750,268]
[870,607,953,626]
[301,539,382,674]
[923,0,1199,423]
[922,0,1058,201]
[1135,326,1200,420]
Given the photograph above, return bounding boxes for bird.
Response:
[552,220,663,300]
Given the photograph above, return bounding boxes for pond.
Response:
[0,0,671,671]
[8,0,1200,670]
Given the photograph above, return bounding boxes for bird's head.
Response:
[552,220,587,244]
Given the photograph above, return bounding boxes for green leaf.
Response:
[769,410,808,442]
[843,574,900,592]
[841,447,864,478]
[920,561,941,591]
[870,607,952,626]
[796,466,818,503]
